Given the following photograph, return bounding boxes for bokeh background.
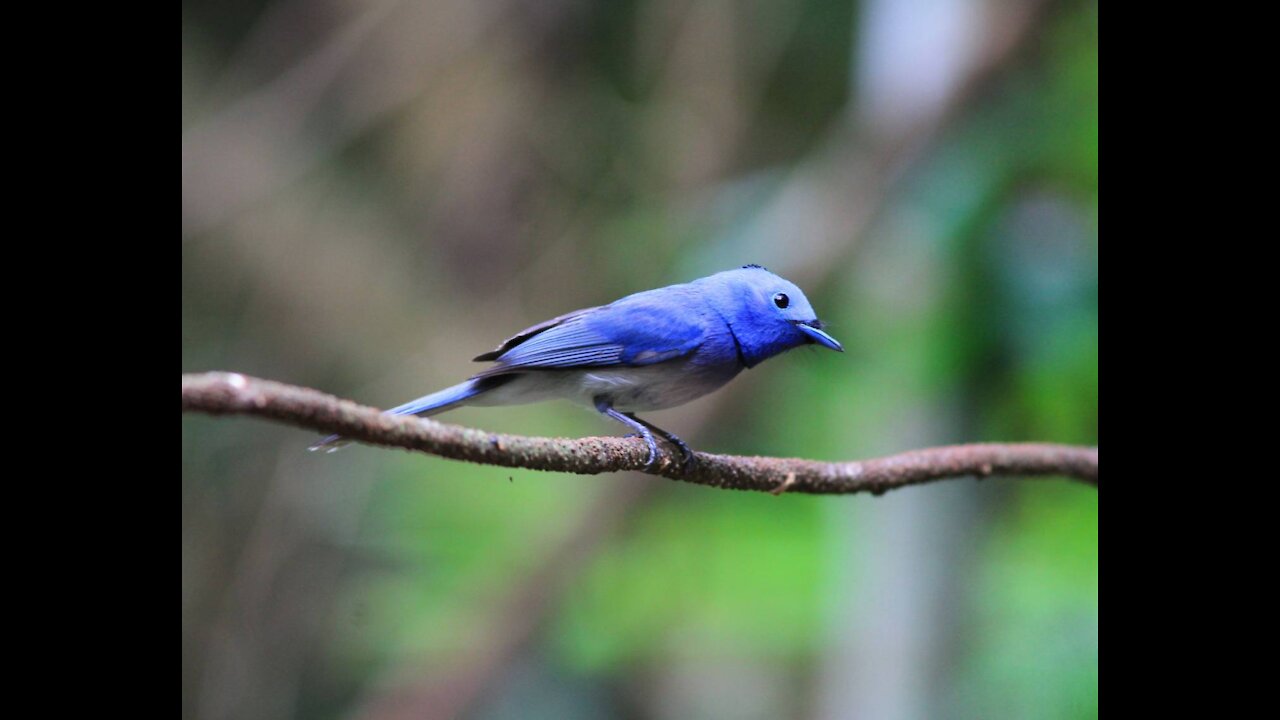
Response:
[181,0,1098,718]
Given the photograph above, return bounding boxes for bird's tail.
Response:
[308,378,495,453]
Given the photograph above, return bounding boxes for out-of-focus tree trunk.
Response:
[816,1,988,718]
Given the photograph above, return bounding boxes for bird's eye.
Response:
[773,293,790,309]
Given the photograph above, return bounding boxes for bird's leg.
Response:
[625,412,696,471]
[594,397,660,471]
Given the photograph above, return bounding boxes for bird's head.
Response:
[699,264,843,368]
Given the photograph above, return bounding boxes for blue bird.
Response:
[311,264,843,468]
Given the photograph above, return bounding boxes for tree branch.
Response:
[182,372,1098,492]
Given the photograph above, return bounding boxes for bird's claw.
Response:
[676,445,697,471]
[666,436,696,471]
[636,434,695,472]
[639,434,661,472]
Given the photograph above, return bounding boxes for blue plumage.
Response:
[311,265,843,467]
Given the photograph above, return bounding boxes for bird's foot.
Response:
[637,429,661,472]
[596,400,686,473]
[625,414,696,471]
[662,433,696,471]
[623,432,688,471]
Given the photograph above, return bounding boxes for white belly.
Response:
[469,360,741,413]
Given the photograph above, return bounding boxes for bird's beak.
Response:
[797,322,844,352]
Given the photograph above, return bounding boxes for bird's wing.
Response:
[472,306,603,361]
[472,295,707,377]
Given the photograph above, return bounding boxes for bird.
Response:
[310,264,843,469]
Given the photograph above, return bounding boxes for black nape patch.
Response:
[741,263,769,271]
